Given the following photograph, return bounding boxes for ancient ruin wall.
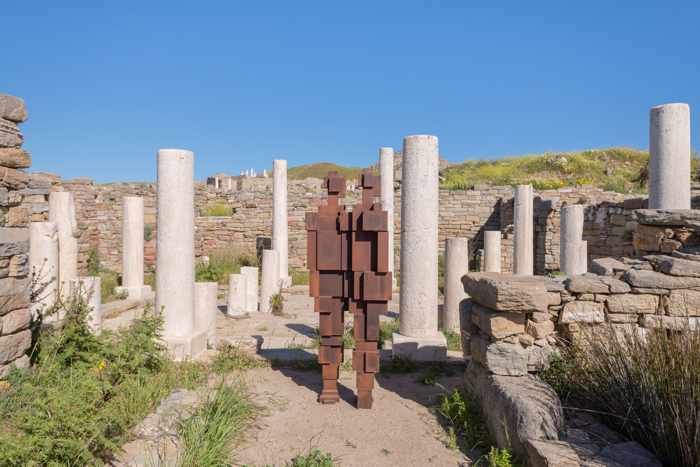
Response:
[39,175,647,277]
[0,95,33,377]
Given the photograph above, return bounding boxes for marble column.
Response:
[48,191,79,297]
[194,281,218,347]
[29,221,59,320]
[392,135,447,361]
[560,204,586,275]
[156,148,206,360]
[226,273,245,316]
[241,266,259,313]
[272,160,290,287]
[483,230,502,273]
[513,185,534,276]
[71,276,101,335]
[379,147,396,288]
[649,103,691,209]
[443,237,469,332]
[116,196,150,300]
[260,249,280,313]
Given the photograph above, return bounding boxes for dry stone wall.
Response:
[0,94,33,377]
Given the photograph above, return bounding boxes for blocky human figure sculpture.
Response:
[306,171,391,409]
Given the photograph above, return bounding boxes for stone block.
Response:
[0,118,22,148]
[465,364,564,458]
[0,307,30,334]
[462,273,548,313]
[560,301,605,323]
[471,304,525,339]
[624,269,700,290]
[606,294,658,314]
[526,319,555,339]
[0,94,27,123]
[0,329,31,364]
[470,334,528,376]
[646,254,700,277]
[667,289,700,316]
[640,315,700,331]
[525,439,581,467]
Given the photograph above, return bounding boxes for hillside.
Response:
[441,147,655,193]
[288,162,364,181]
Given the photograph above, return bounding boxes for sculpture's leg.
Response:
[353,301,382,409]
[318,297,344,404]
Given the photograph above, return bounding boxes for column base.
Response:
[115,285,152,301]
[164,330,208,361]
[391,332,447,362]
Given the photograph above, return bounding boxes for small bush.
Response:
[288,448,335,467]
[195,248,259,284]
[202,202,233,217]
[176,384,255,466]
[438,388,490,450]
[543,325,700,467]
[291,269,309,285]
[484,447,513,467]
[379,318,400,348]
[442,329,462,352]
[270,293,284,316]
[212,344,267,374]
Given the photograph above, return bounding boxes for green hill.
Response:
[441,147,655,193]
[288,162,364,181]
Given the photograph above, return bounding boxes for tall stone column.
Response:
[392,135,446,361]
[116,196,150,300]
[156,148,205,360]
[272,159,290,287]
[513,185,534,276]
[48,191,79,297]
[71,276,101,334]
[226,273,245,316]
[560,204,586,275]
[260,249,280,313]
[241,266,259,313]
[29,221,59,320]
[379,147,396,287]
[649,103,691,209]
[483,231,501,273]
[443,237,469,332]
[194,281,218,347]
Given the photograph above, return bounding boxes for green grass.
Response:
[540,325,700,467]
[291,268,309,286]
[379,317,400,348]
[201,202,234,217]
[211,344,268,374]
[442,329,463,352]
[287,448,335,467]
[441,147,653,193]
[288,162,363,181]
[0,297,207,465]
[176,384,255,467]
[195,248,259,284]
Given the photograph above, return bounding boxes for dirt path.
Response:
[235,366,471,467]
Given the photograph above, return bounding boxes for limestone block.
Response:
[640,314,700,331]
[606,294,658,315]
[526,319,555,339]
[0,148,30,168]
[0,118,22,148]
[607,313,640,323]
[465,364,564,458]
[462,273,548,313]
[624,269,700,290]
[525,439,581,467]
[471,304,525,339]
[470,334,529,376]
[645,254,700,277]
[0,307,30,334]
[194,281,218,346]
[226,273,245,316]
[0,329,31,364]
[560,301,605,323]
[241,266,259,313]
[666,289,700,316]
[565,276,609,294]
[0,95,27,123]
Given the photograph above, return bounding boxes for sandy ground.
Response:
[234,366,470,467]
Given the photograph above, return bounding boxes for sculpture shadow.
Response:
[285,323,318,339]
[270,361,357,406]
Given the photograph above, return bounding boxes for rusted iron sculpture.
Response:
[306,171,391,409]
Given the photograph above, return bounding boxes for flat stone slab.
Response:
[623,269,700,290]
[462,273,548,313]
[565,275,630,294]
[590,257,630,276]
[645,254,700,277]
[636,209,700,228]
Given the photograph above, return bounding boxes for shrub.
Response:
[442,329,462,352]
[202,202,233,217]
[438,388,490,450]
[379,318,400,348]
[0,296,203,465]
[288,448,335,467]
[176,384,255,466]
[542,325,700,467]
[211,344,267,374]
[291,269,309,285]
[195,248,259,284]
[270,292,285,316]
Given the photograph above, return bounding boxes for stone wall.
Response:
[44,174,643,277]
[0,95,33,377]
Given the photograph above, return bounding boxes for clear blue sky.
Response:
[3,1,698,182]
